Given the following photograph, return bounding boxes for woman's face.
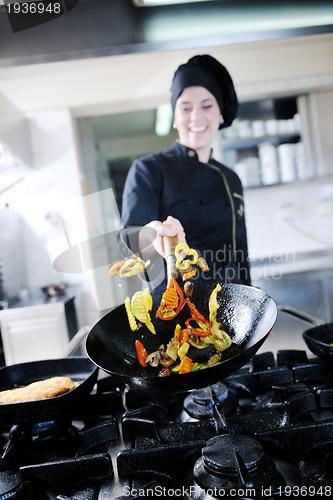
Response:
[173,86,222,162]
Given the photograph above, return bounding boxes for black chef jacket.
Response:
[121,141,251,288]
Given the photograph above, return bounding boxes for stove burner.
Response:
[183,383,237,420]
[193,434,276,494]
[0,471,33,500]
[1,352,333,498]
[299,443,333,487]
[10,417,75,444]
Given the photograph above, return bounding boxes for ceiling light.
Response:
[133,0,215,6]
[155,104,173,137]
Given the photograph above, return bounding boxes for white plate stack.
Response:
[258,142,279,185]
[294,141,309,180]
[234,157,261,188]
[278,143,296,183]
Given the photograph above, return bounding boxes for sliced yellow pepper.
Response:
[175,243,199,271]
[131,290,156,334]
[207,283,232,352]
[124,297,138,331]
[178,341,190,360]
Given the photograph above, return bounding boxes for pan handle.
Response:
[62,326,91,357]
[163,235,180,285]
[277,305,324,326]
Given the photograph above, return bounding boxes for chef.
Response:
[121,54,251,289]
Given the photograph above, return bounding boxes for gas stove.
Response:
[2,350,333,499]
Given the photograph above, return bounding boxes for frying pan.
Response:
[86,283,277,393]
[278,305,333,361]
[0,357,98,425]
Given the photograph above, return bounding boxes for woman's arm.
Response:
[122,158,186,259]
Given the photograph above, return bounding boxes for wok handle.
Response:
[62,326,91,357]
[277,305,324,326]
[163,235,180,286]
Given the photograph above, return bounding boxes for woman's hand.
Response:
[144,216,187,259]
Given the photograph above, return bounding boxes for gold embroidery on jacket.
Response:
[207,163,236,258]
[233,192,243,200]
[233,192,244,217]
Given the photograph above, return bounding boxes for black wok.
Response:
[0,357,98,425]
[278,305,333,361]
[86,283,277,393]
[303,323,333,361]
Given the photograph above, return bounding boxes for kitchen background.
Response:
[0,0,333,364]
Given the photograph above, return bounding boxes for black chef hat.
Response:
[171,54,238,129]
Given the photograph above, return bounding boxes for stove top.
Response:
[2,350,333,499]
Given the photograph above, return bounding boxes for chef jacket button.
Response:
[226,200,231,206]
[197,235,202,241]
[200,199,206,205]
[188,150,195,157]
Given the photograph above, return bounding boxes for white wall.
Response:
[0,108,100,329]
[244,177,333,282]
[0,33,332,116]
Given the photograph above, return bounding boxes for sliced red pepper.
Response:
[135,339,147,367]
[186,298,209,326]
[185,318,211,337]
[156,275,184,320]
[179,356,193,374]
[158,368,171,377]
[173,276,184,314]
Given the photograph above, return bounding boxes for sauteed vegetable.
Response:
[109,256,150,277]
[121,242,231,376]
[174,242,209,281]
[125,289,156,335]
[156,276,184,320]
[137,282,231,375]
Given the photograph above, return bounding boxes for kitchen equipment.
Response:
[116,349,333,498]
[86,283,277,392]
[42,283,68,297]
[0,357,98,425]
[265,118,278,136]
[294,141,308,180]
[303,323,333,361]
[234,157,261,188]
[0,290,79,365]
[258,142,279,185]
[1,325,333,497]
[163,234,180,285]
[252,120,265,137]
[278,143,296,183]
[278,304,333,361]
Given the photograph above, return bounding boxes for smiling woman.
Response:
[121,54,251,289]
[173,86,222,163]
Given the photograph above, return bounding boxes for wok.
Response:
[0,357,98,425]
[86,283,277,393]
[303,323,333,361]
[278,306,333,361]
